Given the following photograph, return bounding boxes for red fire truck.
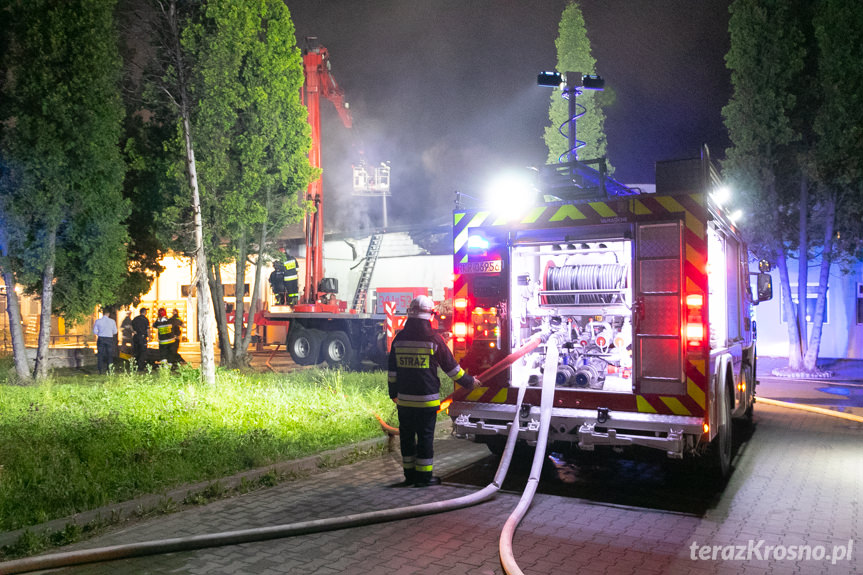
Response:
[448,148,773,479]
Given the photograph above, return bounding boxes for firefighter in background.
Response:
[283,250,299,305]
[119,311,135,362]
[169,309,185,364]
[131,308,149,370]
[388,295,479,487]
[153,308,176,365]
[269,261,287,305]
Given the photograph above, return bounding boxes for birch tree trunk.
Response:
[182,112,215,385]
[239,217,268,356]
[33,225,57,379]
[167,0,215,384]
[803,194,835,371]
[233,229,247,363]
[208,264,233,366]
[796,174,808,350]
[1,267,31,381]
[775,248,803,370]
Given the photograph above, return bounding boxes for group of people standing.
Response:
[96,307,185,374]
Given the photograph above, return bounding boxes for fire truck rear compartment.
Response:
[510,232,634,394]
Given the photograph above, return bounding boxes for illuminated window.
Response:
[222,284,250,298]
[781,284,829,325]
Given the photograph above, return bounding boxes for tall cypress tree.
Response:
[543,1,612,169]
[0,0,128,379]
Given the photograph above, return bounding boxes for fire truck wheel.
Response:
[704,381,733,483]
[288,328,322,366]
[322,331,354,368]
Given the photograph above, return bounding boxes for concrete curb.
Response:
[0,435,393,550]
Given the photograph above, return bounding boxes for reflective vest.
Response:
[154,317,175,346]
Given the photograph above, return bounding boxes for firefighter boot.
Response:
[389,469,416,488]
[412,476,441,488]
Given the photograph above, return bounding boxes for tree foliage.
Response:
[723,0,863,370]
[0,0,128,379]
[125,0,314,372]
[544,1,614,168]
[184,0,315,366]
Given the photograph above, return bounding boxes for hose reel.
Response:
[542,262,628,305]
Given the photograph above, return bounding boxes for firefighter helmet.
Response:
[407,295,435,320]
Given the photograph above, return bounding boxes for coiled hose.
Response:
[545,263,628,304]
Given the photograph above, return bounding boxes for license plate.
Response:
[458,260,502,274]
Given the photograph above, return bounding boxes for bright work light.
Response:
[712,185,731,207]
[485,170,538,221]
[537,71,562,87]
[537,71,604,91]
[728,209,743,224]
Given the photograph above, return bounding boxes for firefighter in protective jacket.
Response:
[283,251,299,305]
[388,295,478,487]
[153,308,175,365]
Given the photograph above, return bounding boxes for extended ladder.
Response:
[352,233,383,313]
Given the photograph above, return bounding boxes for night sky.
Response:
[285,0,733,232]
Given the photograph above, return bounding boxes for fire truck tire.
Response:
[704,381,733,483]
[288,328,322,366]
[322,331,355,368]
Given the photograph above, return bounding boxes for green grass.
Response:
[0,364,452,534]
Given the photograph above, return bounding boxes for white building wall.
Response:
[751,259,863,360]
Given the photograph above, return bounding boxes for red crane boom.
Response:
[300,38,352,308]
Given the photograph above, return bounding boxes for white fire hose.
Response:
[499,334,560,575]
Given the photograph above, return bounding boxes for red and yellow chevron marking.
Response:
[453,382,509,403]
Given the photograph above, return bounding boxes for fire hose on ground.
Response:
[0,335,549,575]
[498,334,560,575]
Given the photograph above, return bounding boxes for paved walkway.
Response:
[5,400,859,575]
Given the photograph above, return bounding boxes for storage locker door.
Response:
[634,221,686,395]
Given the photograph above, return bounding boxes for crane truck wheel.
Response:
[322,331,355,369]
[288,328,322,366]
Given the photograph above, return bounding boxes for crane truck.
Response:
[447,148,773,479]
[255,39,429,369]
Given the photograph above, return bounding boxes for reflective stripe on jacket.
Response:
[284,258,299,281]
[387,317,475,406]
[154,317,175,345]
